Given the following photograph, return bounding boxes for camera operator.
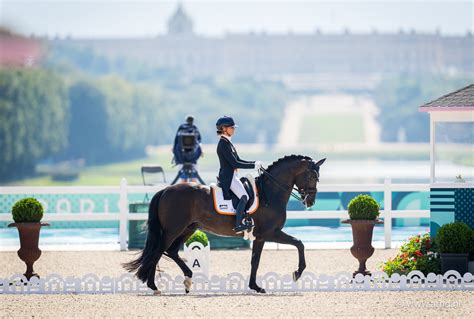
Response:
[173,115,202,165]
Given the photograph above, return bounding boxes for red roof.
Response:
[0,34,43,66]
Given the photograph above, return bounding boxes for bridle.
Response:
[297,168,319,202]
[257,164,319,205]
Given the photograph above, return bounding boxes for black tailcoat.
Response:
[216,136,255,199]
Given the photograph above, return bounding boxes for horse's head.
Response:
[294,158,326,208]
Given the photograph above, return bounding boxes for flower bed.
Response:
[381,233,440,276]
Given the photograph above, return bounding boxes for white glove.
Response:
[255,161,263,170]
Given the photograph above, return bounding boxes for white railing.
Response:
[0,178,430,250]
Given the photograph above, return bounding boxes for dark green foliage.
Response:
[12,198,44,223]
[436,222,473,254]
[0,68,69,181]
[415,252,441,275]
[185,230,209,247]
[348,194,380,220]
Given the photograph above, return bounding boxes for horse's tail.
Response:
[122,189,164,282]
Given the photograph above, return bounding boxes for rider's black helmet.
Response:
[216,116,237,134]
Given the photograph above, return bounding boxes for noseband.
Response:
[258,166,319,204]
[297,170,319,202]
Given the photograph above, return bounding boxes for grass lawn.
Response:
[11,154,175,186]
[299,114,365,144]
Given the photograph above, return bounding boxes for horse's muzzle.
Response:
[303,196,315,208]
[304,192,317,208]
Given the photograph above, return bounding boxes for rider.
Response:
[216,116,263,233]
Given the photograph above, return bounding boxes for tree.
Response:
[0,68,68,181]
[66,80,110,163]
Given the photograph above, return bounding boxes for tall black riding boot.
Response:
[234,195,250,233]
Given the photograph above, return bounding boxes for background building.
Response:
[57,3,474,92]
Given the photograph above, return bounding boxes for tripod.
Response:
[171,162,205,185]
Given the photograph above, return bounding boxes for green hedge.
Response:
[436,222,472,254]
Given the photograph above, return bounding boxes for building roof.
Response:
[0,29,42,66]
[167,3,194,35]
[419,84,474,112]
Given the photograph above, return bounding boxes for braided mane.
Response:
[265,154,312,172]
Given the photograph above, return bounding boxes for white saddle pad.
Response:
[210,174,259,215]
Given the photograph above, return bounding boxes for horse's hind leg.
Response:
[167,236,193,279]
[167,251,193,293]
[146,249,163,293]
[146,231,183,294]
[166,227,196,293]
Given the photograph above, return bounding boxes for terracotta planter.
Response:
[342,219,383,276]
[8,222,49,280]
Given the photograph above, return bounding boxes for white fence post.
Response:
[119,178,129,251]
[384,178,392,249]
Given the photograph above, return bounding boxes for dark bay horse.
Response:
[124,155,326,294]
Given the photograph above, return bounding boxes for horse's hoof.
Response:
[185,289,190,294]
[293,271,301,282]
[249,285,266,293]
[153,290,161,296]
[184,276,193,293]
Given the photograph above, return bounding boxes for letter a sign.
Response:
[184,242,210,278]
[192,259,201,268]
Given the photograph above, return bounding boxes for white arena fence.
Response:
[0,178,429,250]
[0,271,473,294]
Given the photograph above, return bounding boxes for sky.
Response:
[1,0,473,38]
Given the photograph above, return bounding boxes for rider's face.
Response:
[224,126,235,136]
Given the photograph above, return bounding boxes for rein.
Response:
[257,167,318,204]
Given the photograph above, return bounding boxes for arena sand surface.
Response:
[1,249,473,318]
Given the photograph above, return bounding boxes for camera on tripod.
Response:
[172,126,205,184]
[174,128,201,164]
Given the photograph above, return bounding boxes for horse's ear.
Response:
[314,158,326,167]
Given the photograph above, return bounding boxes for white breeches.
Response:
[230,171,248,199]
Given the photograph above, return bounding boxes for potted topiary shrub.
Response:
[342,194,383,276]
[436,222,472,275]
[8,198,49,279]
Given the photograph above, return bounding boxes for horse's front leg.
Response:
[267,229,306,281]
[249,239,266,293]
